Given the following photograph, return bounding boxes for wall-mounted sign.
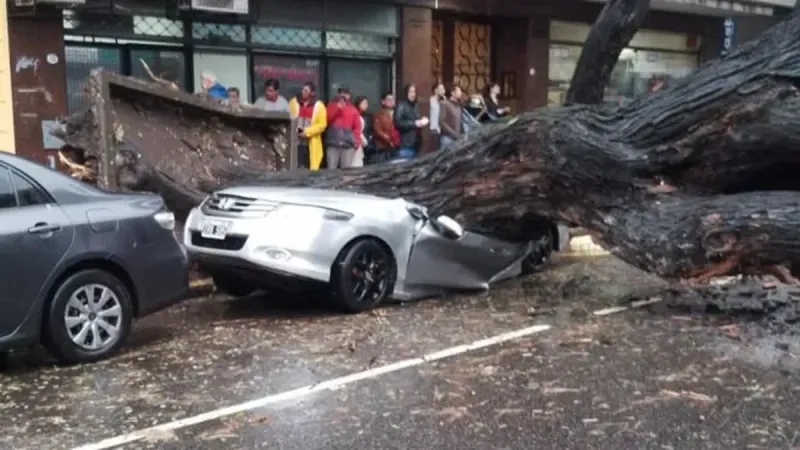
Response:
[722,18,735,56]
[41,120,66,150]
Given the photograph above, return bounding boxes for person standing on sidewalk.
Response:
[226,87,243,106]
[325,87,361,169]
[254,78,289,112]
[200,71,228,100]
[393,84,428,161]
[351,96,371,168]
[370,91,399,164]
[429,82,445,150]
[439,84,464,149]
[288,81,326,170]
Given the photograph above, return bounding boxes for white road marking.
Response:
[73,298,662,450]
[593,297,662,316]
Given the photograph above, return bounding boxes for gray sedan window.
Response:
[0,169,14,209]
[10,171,50,207]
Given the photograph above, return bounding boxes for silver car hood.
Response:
[215,186,400,212]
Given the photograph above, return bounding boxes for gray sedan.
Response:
[0,152,189,364]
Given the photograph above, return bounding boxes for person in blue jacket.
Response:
[200,71,228,100]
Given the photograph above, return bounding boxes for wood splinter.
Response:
[139,59,179,91]
[57,151,93,180]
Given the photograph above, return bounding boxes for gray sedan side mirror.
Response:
[434,215,464,240]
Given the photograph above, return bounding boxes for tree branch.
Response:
[565,0,652,105]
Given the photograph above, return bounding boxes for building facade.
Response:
[0,0,793,163]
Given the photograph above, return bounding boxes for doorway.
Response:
[431,17,492,96]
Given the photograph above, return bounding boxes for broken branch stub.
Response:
[56,68,298,219]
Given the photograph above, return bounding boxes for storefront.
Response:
[62,0,397,114]
[547,20,701,106]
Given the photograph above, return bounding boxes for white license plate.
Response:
[199,219,232,240]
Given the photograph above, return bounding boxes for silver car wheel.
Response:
[64,283,123,351]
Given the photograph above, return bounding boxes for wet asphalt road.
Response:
[1,257,798,450]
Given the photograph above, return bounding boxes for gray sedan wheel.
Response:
[64,284,123,351]
[44,269,133,364]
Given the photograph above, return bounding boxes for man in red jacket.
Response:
[325,87,361,169]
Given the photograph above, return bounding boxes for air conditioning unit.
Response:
[12,0,36,6]
[190,0,247,14]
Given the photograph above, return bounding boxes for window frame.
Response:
[0,167,16,211]
[0,163,56,209]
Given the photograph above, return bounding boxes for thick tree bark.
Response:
[57,5,800,285]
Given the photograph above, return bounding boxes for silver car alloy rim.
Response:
[64,284,123,351]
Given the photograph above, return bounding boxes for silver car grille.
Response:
[201,194,279,218]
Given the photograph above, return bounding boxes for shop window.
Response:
[547,44,698,107]
[192,23,247,44]
[130,48,186,88]
[250,26,322,49]
[132,16,183,38]
[325,1,398,36]
[194,52,248,100]
[64,46,123,114]
[257,0,324,29]
[550,21,699,52]
[325,31,392,55]
[63,11,133,36]
[252,55,323,101]
[62,12,183,40]
[327,59,391,113]
[112,0,169,16]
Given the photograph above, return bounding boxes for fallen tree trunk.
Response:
[209,9,800,283]
[58,5,800,284]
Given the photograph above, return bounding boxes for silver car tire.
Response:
[521,230,555,275]
[43,269,134,365]
[331,239,397,313]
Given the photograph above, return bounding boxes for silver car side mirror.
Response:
[434,215,464,240]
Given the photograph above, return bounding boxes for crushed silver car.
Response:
[183,187,569,313]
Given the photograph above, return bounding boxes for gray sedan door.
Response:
[404,223,527,290]
[0,166,73,338]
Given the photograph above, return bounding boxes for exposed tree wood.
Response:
[54,69,296,219]
[139,59,179,91]
[55,5,800,286]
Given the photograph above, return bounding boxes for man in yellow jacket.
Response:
[288,82,327,170]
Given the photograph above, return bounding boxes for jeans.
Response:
[367,150,394,165]
[297,143,309,169]
[393,147,417,161]
[327,147,357,169]
[440,135,455,149]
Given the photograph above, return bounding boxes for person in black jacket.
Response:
[481,81,511,123]
[393,84,429,161]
